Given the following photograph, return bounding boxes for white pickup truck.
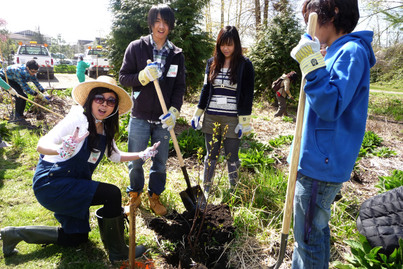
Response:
[83,45,111,78]
[13,41,55,79]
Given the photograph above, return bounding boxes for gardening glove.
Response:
[138,62,159,86]
[139,141,160,161]
[57,127,89,159]
[291,33,325,76]
[8,88,19,97]
[159,106,180,131]
[37,91,50,102]
[234,115,252,139]
[191,108,204,130]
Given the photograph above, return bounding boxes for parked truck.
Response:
[83,45,111,78]
[13,41,54,79]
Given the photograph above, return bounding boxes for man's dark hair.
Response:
[302,0,359,34]
[148,4,175,32]
[26,60,39,70]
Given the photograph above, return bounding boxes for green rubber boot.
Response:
[0,226,58,257]
[95,208,146,263]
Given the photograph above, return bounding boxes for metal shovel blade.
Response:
[180,185,207,212]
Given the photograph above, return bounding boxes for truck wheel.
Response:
[49,73,55,79]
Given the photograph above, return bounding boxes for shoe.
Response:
[96,208,146,263]
[149,193,167,216]
[123,192,141,216]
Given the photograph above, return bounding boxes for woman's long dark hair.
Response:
[209,26,243,84]
[82,87,119,157]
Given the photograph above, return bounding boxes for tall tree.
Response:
[255,0,261,30]
[249,0,302,100]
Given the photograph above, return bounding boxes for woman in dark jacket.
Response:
[191,26,254,192]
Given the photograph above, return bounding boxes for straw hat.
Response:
[72,76,132,115]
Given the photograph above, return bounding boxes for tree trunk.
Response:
[255,0,261,31]
[263,0,269,26]
[221,0,225,28]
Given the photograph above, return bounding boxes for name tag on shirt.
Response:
[217,97,227,105]
[167,65,178,77]
[88,151,101,164]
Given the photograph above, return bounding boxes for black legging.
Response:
[91,182,122,218]
[57,182,122,247]
[1,77,27,117]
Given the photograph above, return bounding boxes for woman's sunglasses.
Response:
[93,94,117,107]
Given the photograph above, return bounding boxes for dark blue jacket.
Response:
[197,56,254,116]
[119,35,186,121]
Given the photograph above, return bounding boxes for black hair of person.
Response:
[302,0,359,34]
[209,26,243,85]
[82,87,119,156]
[26,60,39,70]
[148,4,175,32]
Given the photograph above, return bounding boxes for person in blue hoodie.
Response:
[289,0,376,268]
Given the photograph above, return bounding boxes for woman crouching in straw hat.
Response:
[0,76,159,263]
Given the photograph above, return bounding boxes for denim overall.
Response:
[33,135,106,234]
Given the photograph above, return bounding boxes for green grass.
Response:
[1,92,402,268]
[370,82,403,93]
[368,92,403,121]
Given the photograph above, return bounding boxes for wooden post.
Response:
[129,197,136,269]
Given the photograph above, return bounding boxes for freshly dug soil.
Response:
[148,204,235,269]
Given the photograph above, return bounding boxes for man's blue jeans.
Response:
[292,173,343,269]
[126,117,170,196]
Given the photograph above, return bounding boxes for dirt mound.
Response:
[148,204,235,268]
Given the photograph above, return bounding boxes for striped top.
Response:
[206,68,237,117]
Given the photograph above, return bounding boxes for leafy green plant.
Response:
[359,131,383,157]
[282,116,293,123]
[0,121,11,141]
[372,146,397,158]
[239,148,275,170]
[176,116,188,125]
[173,128,205,158]
[117,113,130,142]
[268,134,294,148]
[333,235,403,269]
[375,170,403,193]
[54,64,76,74]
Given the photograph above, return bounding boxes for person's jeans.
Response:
[204,133,240,186]
[292,173,343,269]
[126,117,170,196]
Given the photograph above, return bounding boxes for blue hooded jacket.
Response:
[291,31,376,183]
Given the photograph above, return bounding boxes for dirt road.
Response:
[38,73,95,90]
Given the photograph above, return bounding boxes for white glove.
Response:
[9,88,19,97]
[291,34,325,75]
[38,91,50,102]
[234,115,252,139]
[139,141,160,161]
[159,106,180,131]
[291,34,321,63]
[57,127,89,159]
[138,62,159,86]
[191,108,204,130]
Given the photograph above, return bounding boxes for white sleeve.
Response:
[40,106,89,162]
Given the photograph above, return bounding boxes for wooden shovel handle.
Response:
[149,60,193,190]
[281,12,318,234]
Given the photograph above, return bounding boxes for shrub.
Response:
[375,170,403,193]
